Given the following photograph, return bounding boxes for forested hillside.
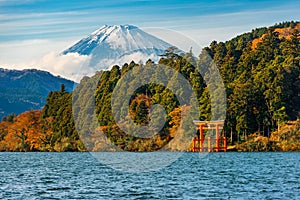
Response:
[0,21,299,151]
[0,68,75,120]
[207,21,299,141]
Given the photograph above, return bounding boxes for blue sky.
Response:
[1,0,299,42]
[0,0,299,78]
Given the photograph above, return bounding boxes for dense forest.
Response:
[0,68,75,120]
[0,21,299,151]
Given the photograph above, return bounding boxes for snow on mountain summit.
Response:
[63,25,171,55]
[62,25,173,71]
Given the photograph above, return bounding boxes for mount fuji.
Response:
[62,25,173,72]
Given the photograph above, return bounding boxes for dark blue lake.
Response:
[0,152,299,199]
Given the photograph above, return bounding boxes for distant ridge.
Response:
[0,68,75,120]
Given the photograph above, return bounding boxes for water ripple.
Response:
[0,152,299,199]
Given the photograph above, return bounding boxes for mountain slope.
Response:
[0,21,299,152]
[62,25,173,70]
[0,68,75,120]
[252,22,300,49]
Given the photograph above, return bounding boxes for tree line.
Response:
[0,21,299,151]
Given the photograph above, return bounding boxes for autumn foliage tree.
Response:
[0,110,52,151]
[0,21,299,152]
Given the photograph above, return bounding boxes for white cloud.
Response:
[0,39,92,82]
[1,5,299,82]
[32,52,92,82]
[0,39,74,63]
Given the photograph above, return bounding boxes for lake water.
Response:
[0,152,299,199]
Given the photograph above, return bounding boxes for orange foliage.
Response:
[168,106,190,138]
[169,107,182,138]
[252,23,300,49]
[274,23,300,39]
[0,110,53,151]
[251,36,264,49]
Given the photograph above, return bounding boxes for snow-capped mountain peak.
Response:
[62,24,173,71]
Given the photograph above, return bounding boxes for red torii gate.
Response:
[192,120,227,152]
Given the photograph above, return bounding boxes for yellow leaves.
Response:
[168,106,190,138]
[238,120,300,151]
[252,36,264,49]
[0,110,53,151]
[54,137,73,152]
[168,107,182,138]
[252,23,300,50]
[270,120,300,151]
